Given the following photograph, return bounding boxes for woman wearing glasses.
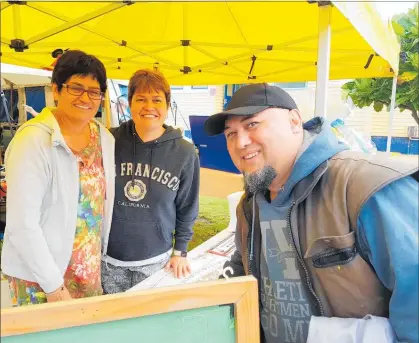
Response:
[1,50,115,305]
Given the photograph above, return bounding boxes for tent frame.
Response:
[313,2,398,151]
[314,3,332,118]
[1,2,393,82]
[1,0,399,146]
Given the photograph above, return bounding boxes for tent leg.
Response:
[386,74,398,154]
[18,88,26,124]
[314,4,332,118]
[104,89,111,129]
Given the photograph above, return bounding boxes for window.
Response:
[119,84,128,97]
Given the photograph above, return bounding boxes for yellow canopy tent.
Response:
[1,0,399,84]
[0,0,400,148]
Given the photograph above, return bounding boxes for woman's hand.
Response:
[46,285,72,303]
[165,256,191,278]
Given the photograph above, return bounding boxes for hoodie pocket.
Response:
[304,232,390,318]
[107,219,171,261]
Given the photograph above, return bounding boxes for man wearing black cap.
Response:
[204,83,418,343]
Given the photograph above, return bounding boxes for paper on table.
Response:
[128,231,236,292]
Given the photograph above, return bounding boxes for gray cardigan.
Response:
[1,108,115,293]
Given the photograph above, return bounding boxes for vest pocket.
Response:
[305,231,390,318]
[312,245,357,268]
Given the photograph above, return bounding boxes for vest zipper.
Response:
[287,201,324,316]
[247,223,253,275]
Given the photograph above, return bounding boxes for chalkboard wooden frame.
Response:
[1,275,259,343]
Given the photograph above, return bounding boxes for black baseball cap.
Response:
[204,83,298,136]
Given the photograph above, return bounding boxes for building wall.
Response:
[370,110,417,137]
[165,86,220,131]
[214,85,225,114]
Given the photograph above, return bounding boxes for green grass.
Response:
[188,196,230,251]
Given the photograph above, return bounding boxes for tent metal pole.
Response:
[314,4,332,118]
[25,3,126,46]
[386,74,398,153]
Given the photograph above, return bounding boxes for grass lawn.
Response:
[188,196,230,251]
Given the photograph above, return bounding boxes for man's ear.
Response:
[288,109,303,134]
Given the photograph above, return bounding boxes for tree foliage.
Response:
[342,4,419,124]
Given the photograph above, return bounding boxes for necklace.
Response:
[279,185,285,192]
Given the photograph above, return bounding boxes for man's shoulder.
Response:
[328,150,418,181]
[325,150,418,225]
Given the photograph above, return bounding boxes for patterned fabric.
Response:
[7,122,105,306]
[101,258,169,294]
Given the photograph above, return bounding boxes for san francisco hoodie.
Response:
[102,120,200,266]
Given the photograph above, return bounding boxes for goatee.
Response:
[243,165,277,194]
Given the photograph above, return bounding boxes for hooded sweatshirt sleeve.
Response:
[4,127,63,293]
[173,149,200,252]
[357,176,418,343]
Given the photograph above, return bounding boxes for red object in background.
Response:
[0,180,7,198]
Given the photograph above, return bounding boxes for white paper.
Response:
[307,315,396,343]
[128,230,236,292]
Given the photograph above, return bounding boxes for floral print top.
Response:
[7,121,105,306]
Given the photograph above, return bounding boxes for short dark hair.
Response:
[128,69,171,106]
[51,50,107,93]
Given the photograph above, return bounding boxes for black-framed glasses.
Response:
[62,83,104,100]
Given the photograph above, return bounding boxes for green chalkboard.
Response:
[3,305,236,343]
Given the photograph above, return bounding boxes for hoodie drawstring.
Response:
[132,133,136,190]
[148,145,153,192]
[129,122,183,194]
[249,195,256,262]
[133,131,157,193]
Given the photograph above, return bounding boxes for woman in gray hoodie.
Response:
[101,69,200,294]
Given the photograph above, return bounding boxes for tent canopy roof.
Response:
[1,73,51,89]
[0,1,399,85]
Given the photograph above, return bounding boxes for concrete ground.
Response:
[199,168,243,198]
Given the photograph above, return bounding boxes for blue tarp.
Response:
[372,136,419,155]
[25,86,45,120]
[189,115,240,174]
